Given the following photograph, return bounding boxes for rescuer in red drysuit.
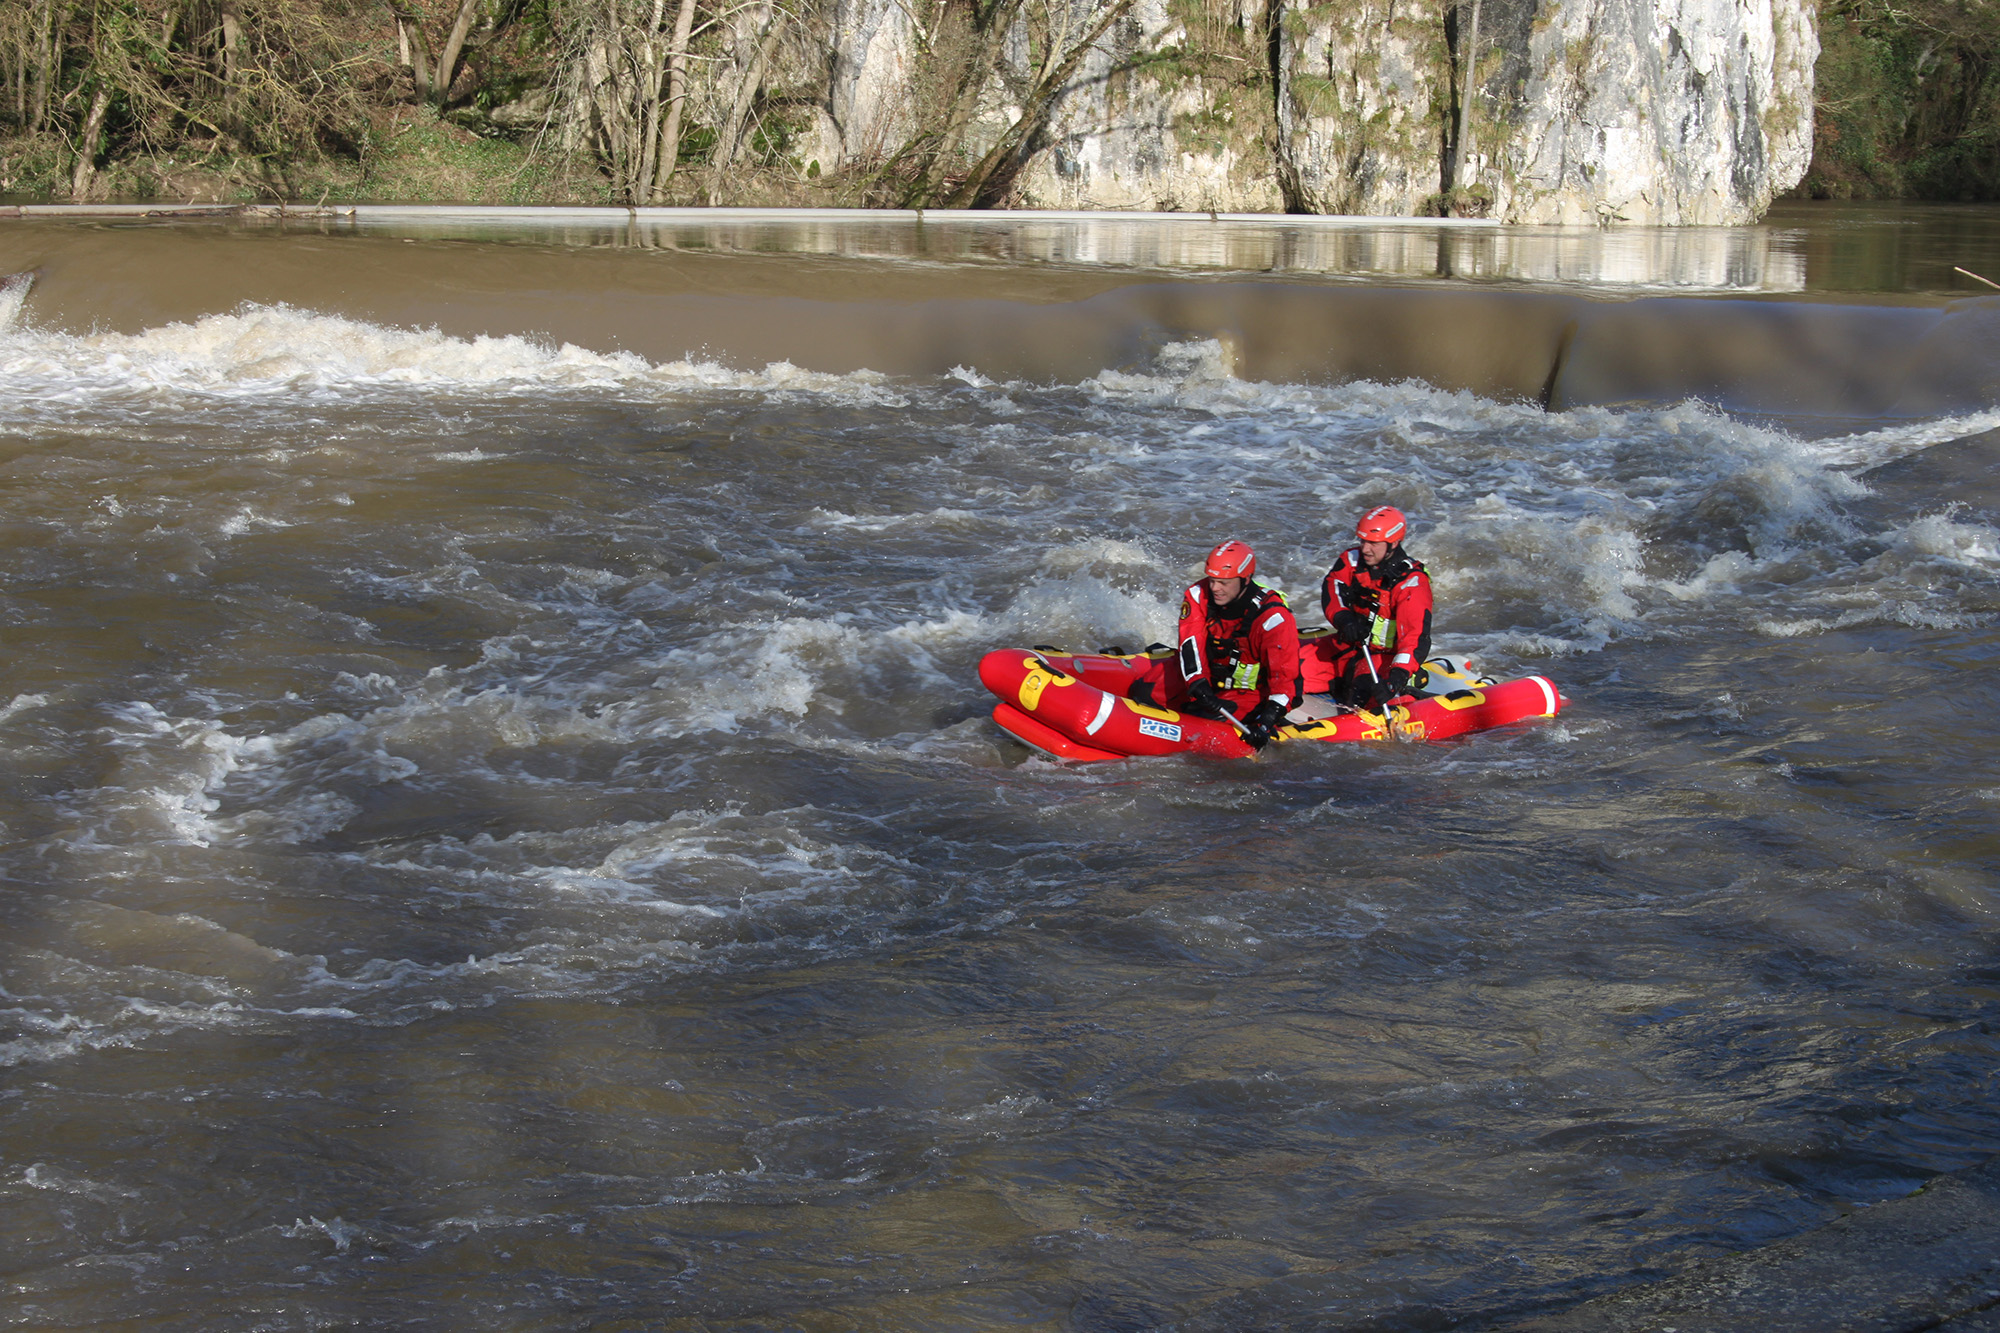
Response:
[1314,505,1435,712]
[1126,540,1302,748]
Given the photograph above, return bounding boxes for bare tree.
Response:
[648,0,697,197]
[1449,0,1481,194]
[10,0,377,198]
[70,83,111,197]
[386,0,437,100]
[702,0,786,201]
[869,0,1025,206]
[942,0,1135,208]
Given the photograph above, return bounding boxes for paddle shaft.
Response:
[1360,609,1410,740]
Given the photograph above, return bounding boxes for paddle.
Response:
[1358,609,1415,742]
[1217,702,1260,743]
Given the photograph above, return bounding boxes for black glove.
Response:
[1330,609,1369,647]
[1184,678,1224,717]
[1356,670,1411,713]
[1241,698,1288,749]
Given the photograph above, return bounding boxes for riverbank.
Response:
[1,0,1821,223]
[0,109,618,209]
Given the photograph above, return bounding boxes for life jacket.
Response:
[1333,549,1425,651]
[1183,583,1290,691]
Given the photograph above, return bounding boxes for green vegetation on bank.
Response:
[1800,0,2000,200]
[0,0,841,206]
[0,0,1176,209]
[2,105,612,205]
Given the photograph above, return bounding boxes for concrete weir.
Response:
[1503,1156,2000,1331]
[6,204,1999,429]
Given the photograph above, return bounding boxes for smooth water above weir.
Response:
[0,210,1997,1332]
[15,198,1985,296]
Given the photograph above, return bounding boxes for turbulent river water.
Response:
[1,206,1997,1332]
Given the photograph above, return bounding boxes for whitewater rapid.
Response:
[1,223,1996,1332]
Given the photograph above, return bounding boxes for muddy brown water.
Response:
[0,208,1996,1331]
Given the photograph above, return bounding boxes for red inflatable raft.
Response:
[979,636,1564,761]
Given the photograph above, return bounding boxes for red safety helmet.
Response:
[1204,540,1256,580]
[1355,505,1408,544]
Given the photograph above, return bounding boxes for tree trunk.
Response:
[432,0,483,107]
[1450,0,1481,191]
[28,0,54,134]
[899,0,1025,207]
[220,2,241,85]
[605,0,647,197]
[943,0,1136,209]
[648,0,697,200]
[7,15,20,128]
[388,4,435,102]
[634,0,669,202]
[584,35,628,190]
[705,5,785,202]
[70,85,111,200]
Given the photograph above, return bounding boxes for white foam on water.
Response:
[279,1215,365,1253]
[1747,510,2000,636]
[1807,409,2000,470]
[806,506,989,533]
[85,704,253,848]
[996,349,1911,665]
[44,584,1021,905]
[1895,511,2000,568]
[0,272,31,332]
[21,1163,142,1201]
[3,320,1989,1065]
[270,800,946,1008]
[0,980,360,1069]
[0,302,912,406]
[0,304,1944,683]
[216,505,293,536]
[520,810,924,915]
[0,693,49,723]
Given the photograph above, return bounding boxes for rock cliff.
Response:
[805,0,1818,224]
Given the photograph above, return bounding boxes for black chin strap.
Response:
[1374,548,1414,587]
[1213,583,1259,621]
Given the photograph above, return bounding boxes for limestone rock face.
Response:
[819,0,917,170]
[1268,0,1453,216]
[1009,0,1285,213]
[806,0,1817,224]
[1482,0,1820,223]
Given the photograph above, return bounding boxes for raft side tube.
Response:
[991,703,1126,762]
[977,648,1253,759]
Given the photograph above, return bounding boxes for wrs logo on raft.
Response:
[1137,717,1183,741]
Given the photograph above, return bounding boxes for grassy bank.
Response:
[2,108,608,206]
